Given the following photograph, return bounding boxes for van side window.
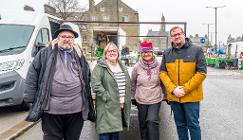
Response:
[35,28,50,45]
[42,29,49,44]
[32,28,50,57]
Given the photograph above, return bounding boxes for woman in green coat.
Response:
[91,42,132,140]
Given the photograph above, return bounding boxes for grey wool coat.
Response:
[91,58,131,134]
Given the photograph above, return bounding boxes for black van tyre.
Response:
[20,101,31,111]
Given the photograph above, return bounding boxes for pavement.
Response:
[7,103,177,140]
[0,120,36,140]
[2,67,243,139]
[14,105,140,140]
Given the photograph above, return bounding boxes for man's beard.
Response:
[174,42,183,48]
[60,44,72,49]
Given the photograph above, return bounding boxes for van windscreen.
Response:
[0,24,34,55]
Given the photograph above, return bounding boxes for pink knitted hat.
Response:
[140,41,153,52]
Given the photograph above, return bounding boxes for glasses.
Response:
[59,35,74,39]
[107,49,117,53]
[171,32,184,38]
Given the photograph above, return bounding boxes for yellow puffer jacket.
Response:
[160,39,207,103]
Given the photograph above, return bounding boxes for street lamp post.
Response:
[206,5,226,53]
[202,23,213,47]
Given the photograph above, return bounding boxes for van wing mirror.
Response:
[31,42,46,57]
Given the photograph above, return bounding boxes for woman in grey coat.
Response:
[131,41,164,140]
[91,42,131,140]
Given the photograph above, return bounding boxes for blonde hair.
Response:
[103,42,120,58]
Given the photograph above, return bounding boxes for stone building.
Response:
[44,0,140,54]
[145,14,170,51]
[82,0,140,52]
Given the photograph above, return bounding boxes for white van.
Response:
[0,8,81,109]
[227,41,243,58]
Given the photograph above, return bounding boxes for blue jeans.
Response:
[99,132,119,140]
[171,102,201,140]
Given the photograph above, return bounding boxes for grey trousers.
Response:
[137,102,161,140]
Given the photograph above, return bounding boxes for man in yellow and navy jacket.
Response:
[160,26,207,140]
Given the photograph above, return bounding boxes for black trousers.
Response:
[137,102,161,140]
[41,112,84,140]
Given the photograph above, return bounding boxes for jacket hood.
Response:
[96,57,108,68]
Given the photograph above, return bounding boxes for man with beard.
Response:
[159,26,207,140]
[24,24,95,140]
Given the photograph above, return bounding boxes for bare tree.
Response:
[48,0,81,20]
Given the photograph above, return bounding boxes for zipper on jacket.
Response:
[178,60,181,102]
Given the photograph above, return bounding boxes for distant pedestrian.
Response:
[160,26,207,140]
[24,23,95,140]
[131,41,165,140]
[91,42,131,140]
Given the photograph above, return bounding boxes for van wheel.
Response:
[20,101,31,111]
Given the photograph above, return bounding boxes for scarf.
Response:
[58,47,74,65]
[139,58,158,80]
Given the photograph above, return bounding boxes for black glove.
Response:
[131,99,138,106]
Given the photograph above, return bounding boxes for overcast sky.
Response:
[2,0,242,44]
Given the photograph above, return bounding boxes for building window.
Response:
[119,8,123,12]
[100,7,105,12]
[82,35,87,42]
[122,16,129,22]
[103,16,109,21]
[91,16,97,21]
